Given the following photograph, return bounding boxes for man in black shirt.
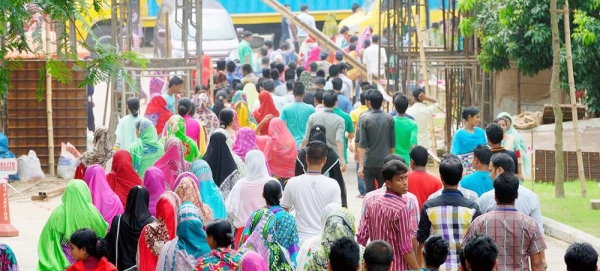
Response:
[485,123,520,178]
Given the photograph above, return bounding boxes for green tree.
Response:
[0,0,147,100]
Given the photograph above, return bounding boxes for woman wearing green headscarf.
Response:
[305,207,365,270]
[322,12,338,39]
[164,115,200,162]
[130,117,164,178]
[496,112,531,179]
[37,179,109,271]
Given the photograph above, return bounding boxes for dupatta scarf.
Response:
[130,117,165,178]
[193,93,220,136]
[232,127,258,162]
[191,160,227,219]
[252,91,280,135]
[79,127,113,167]
[144,167,167,216]
[203,132,238,187]
[106,150,143,208]
[144,94,172,135]
[37,180,108,271]
[256,118,297,179]
[164,115,201,162]
[156,203,211,271]
[83,164,124,224]
[242,83,259,110]
[174,173,214,224]
[232,90,257,129]
[153,137,187,191]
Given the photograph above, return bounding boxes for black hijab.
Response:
[263,180,282,206]
[203,132,238,187]
[107,186,154,270]
[295,124,348,207]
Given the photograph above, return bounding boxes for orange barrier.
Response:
[0,180,18,237]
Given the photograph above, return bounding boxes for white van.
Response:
[153,0,239,60]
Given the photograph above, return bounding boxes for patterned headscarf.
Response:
[174,173,214,224]
[153,137,187,190]
[232,127,258,161]
[79,127,113,167]
[193,93,220,136]
[233,91,257,129]
[191,160,227,219]
[164,115,200,162]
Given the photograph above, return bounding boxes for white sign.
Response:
[0,158,18,176]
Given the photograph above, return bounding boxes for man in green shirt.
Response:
[238,31,253,65]
[393,93,418,163]
[333,105,355,164]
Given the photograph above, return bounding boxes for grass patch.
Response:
[522,180,600,238]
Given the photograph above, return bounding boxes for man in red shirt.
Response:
[407,145,442,208]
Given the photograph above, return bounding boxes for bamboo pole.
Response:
[562,2,587,197]
[413,11,439,167]
[195,0,203,89]
[45,19,55,175]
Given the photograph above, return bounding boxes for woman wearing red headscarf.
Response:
[144,94,172,136]
[252,91,280,136]
[256,117,297,187]
[106,150,143,208]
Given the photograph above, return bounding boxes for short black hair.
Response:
[276,63,285,73]
[309,62,318,72]
[270,62,277,69]
[410,145,429,167]
[306,140,328,165]
[329,237,360,271]
[493,172,520,204]
[349,44,357,51]
[339,62,349,71]
[462,106,480,120]
[332,78,343,91]
[285,79,294,91]
[329,65,340,77]
[439,155,463,186]
[351,2,360,12]
[261,57,270,65]
[463,234,499,271]
[226,61,236,73]
[335,51,344,61]
[270,69,280,81]
[262,79,275,92]
[350,35,359,43]
[393,93,409,114]
[280,42,290,51]
[296,67,305,79]
[314,89,324,104]
[364,241,393,271]
[293,81,305,96]
[490,153,515,173]
[473,144,492,165]
[359,91,367,105]
[243,31,253,37]
[262,68,271,79]
[564,242,599,271]
[383,154,406,165]
[284,68,296,81]
[372,34,380,43]
[242,64,253,74]
[300,4,308,11]
[412,88,425,102]
[287,61,298,71]
[206,219,234,248]
[264,40,273,48]
[382,160,408,181]
[259,47,268,57]
[424,235,450,268]
[216,59,226,71]
[486,123,504,144]
[323,90,338,108]
[316,70,326,78]
[169,76,183,87]
[369,89,383,109]
[364,39,371,48]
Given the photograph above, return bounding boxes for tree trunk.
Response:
[550,0,565,198]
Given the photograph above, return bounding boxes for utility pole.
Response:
[195,0,202,88]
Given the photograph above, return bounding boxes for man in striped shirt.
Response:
[357,160,420,271]
[462,172,547,271]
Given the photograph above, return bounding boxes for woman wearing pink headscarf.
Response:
[356,26,373,53]
[232,127,258,162]
[256,118,297,186]
[153,137,187,191]
[143,167,166,216]
[83,164,124,224]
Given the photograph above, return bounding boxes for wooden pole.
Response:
[517,71,522,114]
[45,19,55,175]
[195,0,203,90]
[562,2,587,197]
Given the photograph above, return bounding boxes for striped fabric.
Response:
[357,192,414,271]
[361,187,420,236]
[462,206,547,271]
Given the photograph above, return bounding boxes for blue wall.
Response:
[216,0,359,14]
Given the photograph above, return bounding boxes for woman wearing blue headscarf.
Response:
[156,202,211,270]
[191,160,227,219]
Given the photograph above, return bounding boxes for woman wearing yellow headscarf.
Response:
[322,12,338,38]
[232,90,257,129]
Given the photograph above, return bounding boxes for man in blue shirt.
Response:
[460,145,494,196]
[163,76,183,114]
[281,81,316,148]
[332,78,352,113]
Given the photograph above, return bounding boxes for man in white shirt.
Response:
[324,64,350,98]
[405,88,439,150]
[362,34,387,83]
[282,140,342,244]
[338,62,354,98]
[296,4,316,47]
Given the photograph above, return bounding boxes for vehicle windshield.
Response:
[361,0,377,12]
[171,11,236,41]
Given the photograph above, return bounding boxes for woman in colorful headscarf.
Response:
[153,137,187,190]
[106,186,155,271]
[322,12,338,38]
[191,160,227,219]
[240,251,267,271]
[156,203,211,271]
[252,91,280,136]
[356,26,373,53]
[75,127,114,179]
[83,164,124,224]
[296,125,347,207]
[232,90,257,129]
[178,98,207,155]
[193,93,220,136]
[256,117,297,186]
[304,208,365,271]
[232,127,259,162]
[106,150,143,208]
[174,172,214,224]
[144,94,172,136]
[137,192,180,271]
[129,117,164,178]
[203,132,239,188]
[296,203,342,270]
[497,112,531,179]
[242,83,259,110]
[226,150,276,248]
[0,243,18,271]
[239,209,294,271]
[195,219,244,270]
[143,167,166,216]
[304,44,321,71]
[37,180,109,271]
[163,115,201,162]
